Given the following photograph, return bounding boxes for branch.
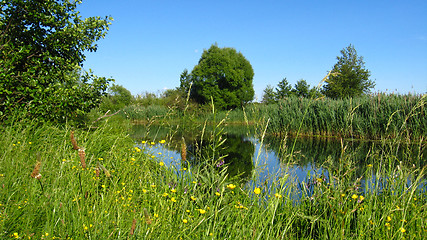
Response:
[92,109,121,123]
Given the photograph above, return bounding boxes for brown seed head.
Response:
[70,131,79,150]
[78,148,86,169]
[130,218,137,235]
[180,137,187,161]
[31,161,42,179]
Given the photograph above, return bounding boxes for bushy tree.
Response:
[322,44,374,99]
[100,84,133,112]
[0,0,113,122]
[186,44,255,110]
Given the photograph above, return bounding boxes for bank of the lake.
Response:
[1,117,426,239]
[123,93,427,141]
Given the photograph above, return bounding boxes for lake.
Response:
[131,124,426,193]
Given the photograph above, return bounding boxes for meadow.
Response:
[0,107,426,239]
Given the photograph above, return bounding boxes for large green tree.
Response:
[322,44,375,99]
[186,44,255,110]
[0,0,113,122]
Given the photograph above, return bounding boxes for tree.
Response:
[0,0,113,122]
[275,78,293,100]
[292,79,310,98]
[188,44,255,110]
[100,84,133,112]
[322,44,374,98]
[261,85,277,104]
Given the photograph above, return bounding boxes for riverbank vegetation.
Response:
[1,113,426,239]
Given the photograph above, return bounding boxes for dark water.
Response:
[131,124,426,191]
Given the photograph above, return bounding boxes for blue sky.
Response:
[79,0,427,100]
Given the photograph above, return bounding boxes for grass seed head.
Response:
[70,131,79,150]
[31,161,42,179]
[78,148,86,169]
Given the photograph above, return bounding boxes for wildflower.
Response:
[351,194,358,200]
[367,164,373,167]
[159,162,164,166]
[385,222,390,228]
[227,184,236,190]
[159,140,166,144]
[386,216,392,222]
[158,152,162,155]
[274,193,282,199]
[12,233,19,238]
[182,219,188,223]
[150,142,155,145]
[316,178,323,183]
[216,160,225,167]
[358,195,365,203]
[142,141,146,144]
[399,227,406,233]
[183,167,187,171]
[151,184,156,188]
[162,193,169,197]
[254,187,261,195]
[142,189,147,193]
[198,209,206,214]
[171,189,177,193]
[171,197,177,202]
[190,196,196,201]
[215,192,221,196]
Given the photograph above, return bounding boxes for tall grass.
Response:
[0,110,426,239]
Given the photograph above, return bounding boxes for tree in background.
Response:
[292,79,310,98]
[187,44,255,110]
[322,44,375,99]
[261,85,277,104]
[275,78,293,100]
[0,0,113,122]
[100,84,133,112]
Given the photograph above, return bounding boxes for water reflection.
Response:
[131,125,426,190]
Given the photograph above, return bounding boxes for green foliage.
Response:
[275,78,293,100]
[292,79,310,98]
[100,84,133,112]
[261,85,277,104]
[0,0,113,123]
[322,44,375,99]
[187,44,255,110]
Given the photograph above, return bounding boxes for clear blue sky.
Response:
[79,0,427,100]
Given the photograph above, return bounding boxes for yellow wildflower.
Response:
[159,162,164,166]
[182,219,188,223]
[274,193,282,199]
[215,192,221,196]
[254,187,261,195]
[198,209,206,214]
[227,184,236,190]
[351,194,358,200]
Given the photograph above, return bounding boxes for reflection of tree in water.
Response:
[184,135,255,183]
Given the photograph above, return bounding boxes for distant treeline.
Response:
[121,93,426,140]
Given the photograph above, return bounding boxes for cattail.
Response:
[180,137,187,161]
[70,131,79,150]
[31,161,42,180]
[143,208,152,225]
[130,218,137,235]
[78,148,86,169]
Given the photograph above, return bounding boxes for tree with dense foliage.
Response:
[292,79,310,98]
[100,84,133,112]
[186,44,255,110]
[275,78,293,100]
[0,0,113,122]
[322,44,374,99]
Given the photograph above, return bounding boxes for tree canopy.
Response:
[0,0,113,122]
[183,44,255,110]
[322,44,375,99]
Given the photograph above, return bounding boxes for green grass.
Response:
[0,114,426,239]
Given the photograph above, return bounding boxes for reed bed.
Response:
[0,112,426,239]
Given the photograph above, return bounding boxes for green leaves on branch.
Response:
[0,0,113,123]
